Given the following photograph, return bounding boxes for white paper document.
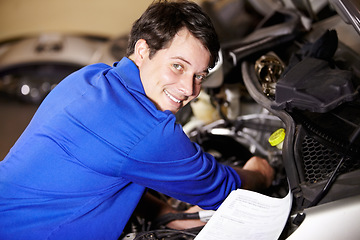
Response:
[195,189,292,240]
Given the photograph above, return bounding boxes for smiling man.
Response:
[0,1,273,239]
[132,28,209,114]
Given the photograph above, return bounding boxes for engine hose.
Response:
[153,212,200,227]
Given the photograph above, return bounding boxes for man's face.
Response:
[133,28,210,114]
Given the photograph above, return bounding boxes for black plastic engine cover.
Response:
[272,57,358,113]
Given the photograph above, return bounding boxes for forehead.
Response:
[163,29,210,71]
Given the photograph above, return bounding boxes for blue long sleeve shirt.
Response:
[0,57,242,240]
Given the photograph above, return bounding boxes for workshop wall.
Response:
[0,0,160,41]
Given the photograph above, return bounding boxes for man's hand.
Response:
[165,205,206,230]
[135,193,205,230]
[233,156,275,191]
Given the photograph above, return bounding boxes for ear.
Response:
[132,39,149,67]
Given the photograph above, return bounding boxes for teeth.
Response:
[164,90,181,103]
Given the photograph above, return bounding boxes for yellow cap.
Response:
[269,128,286,146]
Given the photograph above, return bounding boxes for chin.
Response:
[165,104,182,114]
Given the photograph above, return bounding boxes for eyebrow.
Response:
[172,56,209,74]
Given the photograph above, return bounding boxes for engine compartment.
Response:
[120,1,360,239]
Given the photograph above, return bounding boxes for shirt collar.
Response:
[112,57,145,94]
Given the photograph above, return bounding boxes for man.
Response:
[0,1,274,239]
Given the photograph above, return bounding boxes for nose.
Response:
[178,74,194,97]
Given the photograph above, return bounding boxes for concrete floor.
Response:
[0,98,38,160]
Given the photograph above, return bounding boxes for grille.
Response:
[301,134,360,184]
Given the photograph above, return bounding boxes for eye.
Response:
[194,74,206,84]
[173,63,183,71]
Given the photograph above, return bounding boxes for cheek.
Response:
[163,67,178,83]
[155,69,180,89]
[193,84,202,97]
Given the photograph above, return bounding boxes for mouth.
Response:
[164,89,182,103]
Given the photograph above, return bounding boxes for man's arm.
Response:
[160,156,275,230]
[135,156,274,230]
[232,156,274,191]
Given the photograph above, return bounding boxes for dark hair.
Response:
[126,0,220,69]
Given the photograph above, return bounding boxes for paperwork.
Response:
[195,189,292,240]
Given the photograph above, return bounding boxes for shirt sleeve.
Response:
[120,115,242,210]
